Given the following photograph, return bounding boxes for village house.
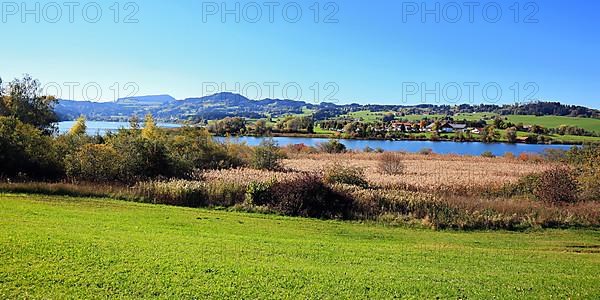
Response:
[389,121,414,132]
[426,122,467,133]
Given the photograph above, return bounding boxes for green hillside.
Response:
[455,113,600,133]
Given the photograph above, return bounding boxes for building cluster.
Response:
[388,121,483,134]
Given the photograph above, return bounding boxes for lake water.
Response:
[57,121,575,156]
[216,136,575,156]
[57,121,182,135]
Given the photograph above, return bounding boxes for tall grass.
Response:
[2,152,598,230]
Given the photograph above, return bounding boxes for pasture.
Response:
[1,194,599,299]
[455,113,600,133]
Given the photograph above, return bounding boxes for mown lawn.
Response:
[1,194,599,299]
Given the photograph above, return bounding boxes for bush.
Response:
[65,144,122,182]
[109,133,176,181]
[245,180,276,206]
[169,127,245,172]
[379,152,405,175]
[577,170,600,201]
[481,151,496,158]
[270,173,352,219]
[323,163,369,188]
[533,167,579,204]
[251,139,283,170]
[418,148,433,155]
[317,139,347,153]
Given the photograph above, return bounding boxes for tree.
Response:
[0,75,58,134]
[141,114,162,140]
[481,125,499,143]
[254,119,269,135]
[169,126,239,171]
[275,116,313,133]
[382,112,395,123]
[207,117,247,136]
[529,124,545,134]
[0,116,61,178]
[431,120,441,132]
[129,115,141,130]
[505,127,518,143]
[108,132,175,182]
[0,77,6,115]
[68,116,87,136]
[493,116,506,129]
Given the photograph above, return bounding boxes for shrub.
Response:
[323,163,369,188]
[481,151,496,158]
[418,148,433,155]
[379,152,405,175]
[270,173,352,219]
[503,152,516,160]
[65,144,122,182]
[245,179,276,206]
[169,127,244,173]
[109,133,176,181]
[533,167,579,204]
[495,173,541,198]
[251,139,284,170]
[317,139,347,153]
[577,170,600,201]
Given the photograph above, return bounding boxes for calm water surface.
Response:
[57,121,181,135]
[217,136,575,156]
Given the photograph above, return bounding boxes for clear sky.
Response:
[2,0,599,107]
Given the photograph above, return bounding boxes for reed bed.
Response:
[283,153,556,194]
[3,153,597,230]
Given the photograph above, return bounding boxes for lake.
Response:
[57,121,575,156]
[57,121,182,135]
[216,136,575,156]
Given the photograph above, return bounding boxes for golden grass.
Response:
[282,153,556,191]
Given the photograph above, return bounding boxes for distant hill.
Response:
[54,93,600,122]
[116,95,176,107]
[55,92,315,122]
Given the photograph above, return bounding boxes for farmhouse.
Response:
[428,122,468,133]
[449,123,467,132]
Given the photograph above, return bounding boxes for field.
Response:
[1,194,599,299]
[455,113,600,133]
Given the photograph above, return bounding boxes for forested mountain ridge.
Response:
[54,92,600,122]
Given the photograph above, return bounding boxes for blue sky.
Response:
[2,0,599,107]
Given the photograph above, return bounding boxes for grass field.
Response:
[454,113,600,133]
[1,194,599,298]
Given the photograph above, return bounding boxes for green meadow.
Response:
[455,113,600,133]
[1,194,599,299]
